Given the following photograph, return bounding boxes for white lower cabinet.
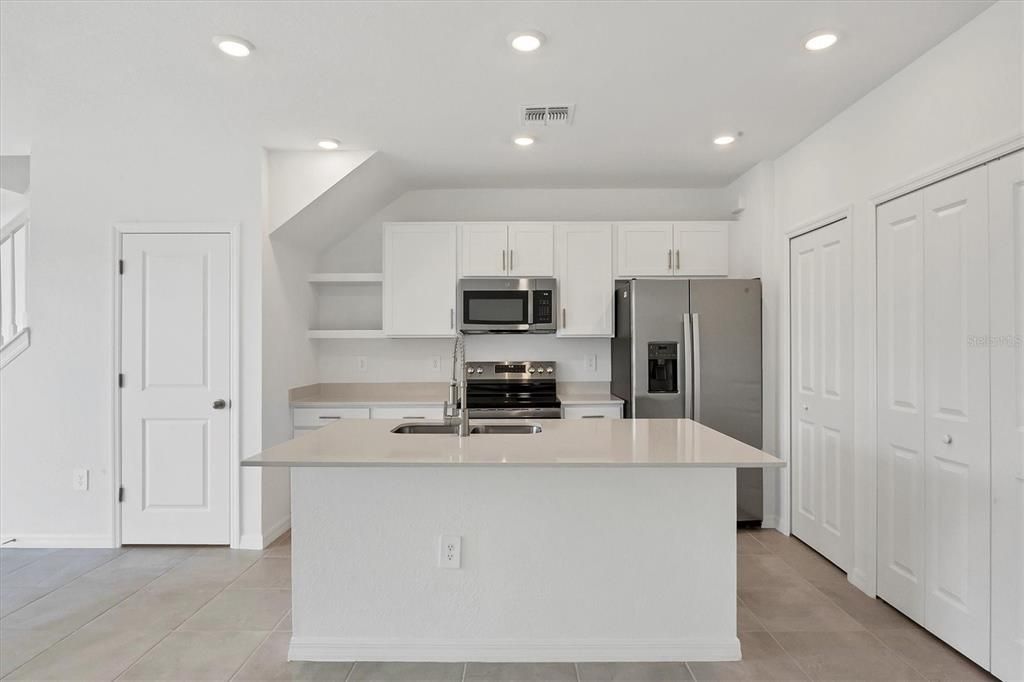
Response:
[556,223,614,337]
[292,407,371,437]
[370,405,444,420]
[562,404,622,419]
[384,223,458,337]
[877,165,993,669]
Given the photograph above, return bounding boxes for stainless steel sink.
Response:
[390,422,542,435]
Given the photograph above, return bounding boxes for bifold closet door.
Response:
[789,219,854,572]
[989,150,1024,682]
[921,166,990,668]
[877,191,927,624]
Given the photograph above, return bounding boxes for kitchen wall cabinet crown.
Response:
[383,223,458,337]
[459,222,554,277]
[615,221,729,277]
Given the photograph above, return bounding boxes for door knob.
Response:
[802,404,809,411]
[941,434,952,445]
[213,399,228,410]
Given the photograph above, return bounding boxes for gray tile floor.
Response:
[0,530,993,681]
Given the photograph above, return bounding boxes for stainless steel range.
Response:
[464,361,561,419]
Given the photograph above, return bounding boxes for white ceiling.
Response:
[0,1,992,187]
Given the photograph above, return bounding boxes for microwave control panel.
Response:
[532,290,553,324]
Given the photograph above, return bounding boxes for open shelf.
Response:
[308,273,383,283]
[308,329,386,339]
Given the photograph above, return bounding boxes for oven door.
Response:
[458,283,532,333]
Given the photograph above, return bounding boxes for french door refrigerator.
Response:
[611,278,764,523]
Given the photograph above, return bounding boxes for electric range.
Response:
[464,361,561,419]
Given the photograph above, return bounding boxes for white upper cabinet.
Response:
[459,223,554,277]
[384,223,458,337]
[674,222,729,276]
[555,223,614,337]
[615,222,674,276]
[459,223,509,276]
[508,223,554,276]
[615,221,729,277]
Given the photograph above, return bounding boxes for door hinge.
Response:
[118,373,125,388]
[118,259,124,275]
[118,486,124,503]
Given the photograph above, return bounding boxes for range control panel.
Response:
[465,361,556,380]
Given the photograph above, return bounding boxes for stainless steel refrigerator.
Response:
[611,279,764,523]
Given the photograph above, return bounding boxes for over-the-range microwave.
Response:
[457,278,557,334]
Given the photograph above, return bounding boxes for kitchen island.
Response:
[243,418,783,663]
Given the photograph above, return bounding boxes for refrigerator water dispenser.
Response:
[647,342,678,393]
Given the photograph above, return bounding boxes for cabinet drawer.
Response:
[293,407,371,427]
[371,405,445,420]
[562,404,622,419]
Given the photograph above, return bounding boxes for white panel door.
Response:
[615,223,674,276]
[674,222,729,276]
[789,218,853,571]
[922,166,990,667]
[925,165,987,663]
[508,223,554,277]
[384,223,458,337]
[989,150,1024,682]
[555,223,613,337]
[459,223,508,276]
[120,233,231,545]
[877,191,927,624]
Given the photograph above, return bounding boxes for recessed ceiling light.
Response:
[713,135,736,146]
[213,35,254,58]
[317,139,341,150]
[512,135,535,147]
[508,30,545,52]
[804,32,839,51]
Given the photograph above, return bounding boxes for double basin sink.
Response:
[391,422,542,435]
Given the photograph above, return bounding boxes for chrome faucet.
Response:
[444,333,470,437]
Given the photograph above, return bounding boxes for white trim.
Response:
[1,533,114,549]
[0,207,29,241]
[0,327,30,369]
[784,205,853,238]
[760,514,780,530]
[239,515,291,550]
[111,222,242,548]
[287,636,741,663]
[871,134,1023,205]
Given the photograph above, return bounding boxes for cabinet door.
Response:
[615,223,674,276]
[562,404,622,419]
[556,223,613,337]
[989,150,1024,682]
[674,222,729,276]
[876,191,927,625]
[384,223,458,337]
[922,166,990,668]
[508,223,554,276]
[459,223,508,276]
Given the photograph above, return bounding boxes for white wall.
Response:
[0,123,265,548]
[313,187,743,383]
[764,0,1022,594]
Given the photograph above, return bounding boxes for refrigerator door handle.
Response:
[692,313,702,423]
[682,313,694,419]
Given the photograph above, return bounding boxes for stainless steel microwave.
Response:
[457,278,557,334]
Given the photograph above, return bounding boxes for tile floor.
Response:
[0,530,993,681]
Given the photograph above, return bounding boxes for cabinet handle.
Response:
[450,308,455,329]
[318,416,341,420]
[403,416,426,419]
[668,249,673,270]
[502,249,506,272]
[510,249,514,271]
[582,414,605,419]
[675,249,680,270]
[562,307,567,327]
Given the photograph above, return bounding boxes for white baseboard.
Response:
[288,636,741,663]
[0,533,114,548]
[848,568,875,598]
[237,515,291,550]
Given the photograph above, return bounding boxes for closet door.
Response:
[876,191,927,624]
[921,166,990,667]
[989,150,1024,682]
[789,219,854,571]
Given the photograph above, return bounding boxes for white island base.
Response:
[288,466,739,663]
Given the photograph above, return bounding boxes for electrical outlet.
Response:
[585,354,597,372]
[429,356,442,373]
[439,534,461,569]
[73,468,89,491]
[356,356,368,372]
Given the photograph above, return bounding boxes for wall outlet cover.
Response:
[73,468,89,491]
[439,534,462,569]
[356,356,368,372]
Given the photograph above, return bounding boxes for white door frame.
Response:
[111,222,241,548]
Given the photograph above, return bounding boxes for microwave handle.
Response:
[526,290,533,324]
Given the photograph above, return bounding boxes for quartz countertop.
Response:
[243,418,784,469]
[289,382,622,407]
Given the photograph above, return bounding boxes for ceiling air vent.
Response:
[520,105,575,126]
